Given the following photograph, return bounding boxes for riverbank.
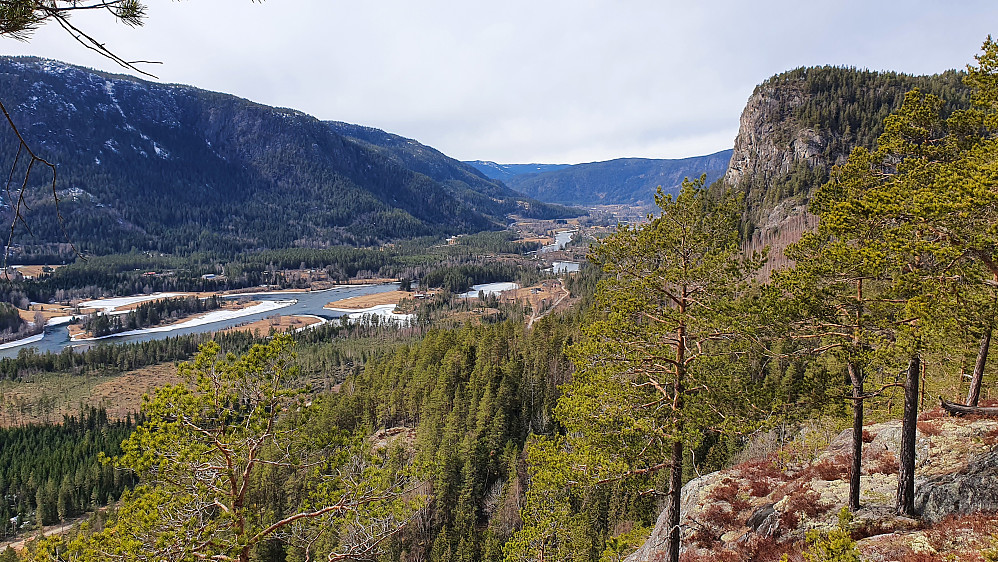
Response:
[0,283,401,357]
[68,300,296,342]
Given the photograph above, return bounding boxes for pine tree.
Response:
[508,176,763,562]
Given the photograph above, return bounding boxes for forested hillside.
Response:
[464,161,570,182]
[469,150,733,206]
[0,58,579,258]
[9,35,998,562]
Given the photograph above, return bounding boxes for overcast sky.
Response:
[2,0,996,164]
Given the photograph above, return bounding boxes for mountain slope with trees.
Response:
[467,150,733,206]
[9,37,998,562]
[0,57,578,258]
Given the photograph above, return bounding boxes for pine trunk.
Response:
[848,362,864,512]
[967,324,992,407]
[667,316,686,562]
[666,438,683,562]
[896,354,920,516]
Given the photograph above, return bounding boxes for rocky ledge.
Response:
[626,410,998,562]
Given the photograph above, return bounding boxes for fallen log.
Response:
[940,397,998,417]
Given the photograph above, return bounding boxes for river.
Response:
[539,230,575,253]
[0,283,400,358]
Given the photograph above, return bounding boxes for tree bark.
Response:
[666,438,683,562]
[896,353,920,517]
[967,323,992,407]
[941,398,998,416]
[848,362,863,512]
[666,317,686,562]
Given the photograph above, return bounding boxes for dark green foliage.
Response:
[0,330,260,381]
[328,122,581,221]
[420,263,521,293]
[0,407,136,538]
[452,231,541,255]
[765,66,969,156]
[0,302,23,334]
[0,57,581,257]
[322,317,579,562]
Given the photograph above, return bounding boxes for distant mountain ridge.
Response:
[467,150,733,206]
[0,57,578,258]
[464,161,571,182]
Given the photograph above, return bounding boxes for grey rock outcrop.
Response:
[623,472,717,562]
[625,415,998,562]
[915,445,998,523]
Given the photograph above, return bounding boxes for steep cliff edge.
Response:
[720,67,969,276]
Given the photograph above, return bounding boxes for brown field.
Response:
[465,280,568,313]
[91,364,182,420]
[326,290,411,310]
[447,308,504,325]
[338,277,399,285]
[520,235,555,245]
[17,302,76,323]
[510,282,565,309]
[0,363,180,427]
[14,264,62,278]
[218,314,322,336]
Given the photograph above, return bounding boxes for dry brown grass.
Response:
[91,363,180,420]
[325,290,411,310]
[218,314,321,336]
[0,363,179,426]
[16,301,77,323]
[8,264,61,280]
[917,420,945,436]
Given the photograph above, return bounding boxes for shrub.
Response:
[918,408,947,421]
[701,504,739,530]
[708,478,740,503]
[984,535,998,562]
[916,421,944,436]
[802,508,860,562]
[735,457,787,497]
[801,455,849,482]
[688,523,718,549]
[779,484,831,529]
[868,449,899,475]
[749,478,775,498]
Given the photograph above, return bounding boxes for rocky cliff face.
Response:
[720,67,969,275]
[724,81,825,276]
[723,83,828,190]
